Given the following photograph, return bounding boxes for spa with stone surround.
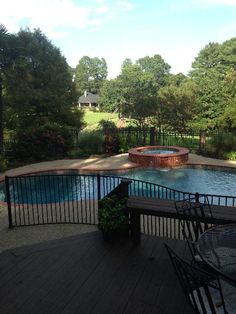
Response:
[128,146,189,167]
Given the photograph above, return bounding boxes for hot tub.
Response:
[128,146,189,167]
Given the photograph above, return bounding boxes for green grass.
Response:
[82,111,119,130]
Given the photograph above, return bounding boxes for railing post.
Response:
[150,127,155,146]
[97,174,101,200]
[195,192,199,203]
[120,179,132,198]
[199,131,206,153]
[5,176,13,228]
[129,210,141,245]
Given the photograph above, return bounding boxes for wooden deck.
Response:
[0,231,193,314]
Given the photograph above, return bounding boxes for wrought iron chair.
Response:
[165,243,229,314]
[175,195,213,262]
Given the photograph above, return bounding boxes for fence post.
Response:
[199,131,206,152]
[195,192,200,203]
[97,174,101,200]
[150,127,155,146]
[5,176,13,228]
[120,179,132,198]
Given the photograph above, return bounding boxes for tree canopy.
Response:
[75,56,107,95]
[3,28,83,131]
[190,38,236,130]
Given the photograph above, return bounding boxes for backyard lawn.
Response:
[83,111,119,130]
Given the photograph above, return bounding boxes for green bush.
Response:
[8,123,74,162]
[76,130,104,157]
[98,195,128,232]
[205,132,236,159]
[98,120,119,154]
[223,151,236,160]
[0,155,8,172]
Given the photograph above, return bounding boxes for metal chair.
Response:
[165,243,228,314]
[175,195,213,261]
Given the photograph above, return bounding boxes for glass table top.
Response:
[197,224,236,283]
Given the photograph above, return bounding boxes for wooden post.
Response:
[129,210,141,245]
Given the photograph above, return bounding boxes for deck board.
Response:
[0,231,193,314]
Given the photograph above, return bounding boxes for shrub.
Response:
[76,130,104,157]
[0,155,8,172]
[205,132,236,159]
[8,122,74,162]
[98,195,128,232]
[98,120,119,154]
[223,151,236,161]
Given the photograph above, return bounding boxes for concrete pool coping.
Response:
[0,153,236,181]
[0,153,235,253]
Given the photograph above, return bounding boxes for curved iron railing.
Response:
[4,173,236,228]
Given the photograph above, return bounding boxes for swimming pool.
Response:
[1,167,236,204]
[109,167,236,197]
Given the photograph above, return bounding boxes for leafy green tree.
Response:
[0,24,18,152]
[4,28,82,131]
[99,79,123,113]
[121,58,133,70]
[136,54,171,88]
[75,56,107,95]
[118,64,158,127]
[190,38,236,129]
[218,69,236,130]
[157,77,197,131]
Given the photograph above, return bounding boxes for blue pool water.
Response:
[1,167,236,204]
[110,167,236,196]
[141,149,176,154]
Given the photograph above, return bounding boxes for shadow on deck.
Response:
[0,231,193,314]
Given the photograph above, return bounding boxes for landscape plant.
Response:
[9,123,73,162]
[98,195,129,242]
[75,130,104,157]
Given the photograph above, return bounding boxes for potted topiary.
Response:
[98,194,129,243]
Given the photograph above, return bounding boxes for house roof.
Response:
[79,91,99,104]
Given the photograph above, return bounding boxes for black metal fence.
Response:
[5,174,236,229]
[117,127,205,152]
[3,128,236,157]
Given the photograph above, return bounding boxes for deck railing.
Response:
[4,174,236,230]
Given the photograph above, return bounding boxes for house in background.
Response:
[78,91,99,109]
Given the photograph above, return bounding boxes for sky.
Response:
[1,0,236,78]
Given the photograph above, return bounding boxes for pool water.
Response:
[1,167,235,204]
[142,149,176,154]
[110,167,236,196]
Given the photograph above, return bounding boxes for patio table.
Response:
[197,223,236,285]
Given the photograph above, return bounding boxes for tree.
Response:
[0,24,18,152]
[4,28,82,131]
[190,38,236,129]
[157,77,197,131]
[118,63,158,127]
[218,69,236,130]
[99,79,123,113]
[75,56,107,95]
[121,58,133,70]
[136,54,171,88]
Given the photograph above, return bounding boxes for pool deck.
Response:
[1,153,236,181]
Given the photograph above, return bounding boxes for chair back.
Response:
[175,196,213,243]
[165,243,227,314]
